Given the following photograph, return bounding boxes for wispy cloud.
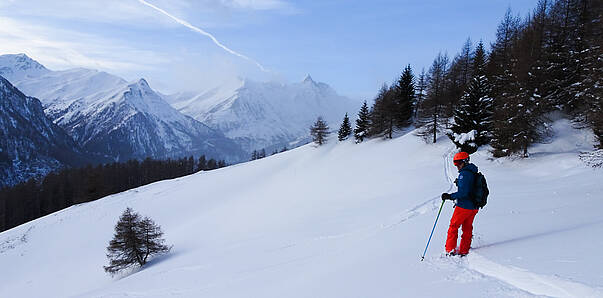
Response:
[0,17,168,72]
[137,0,268,72]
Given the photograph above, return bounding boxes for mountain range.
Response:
[0,54,246,164]
[0,53,360,186]
[166,75,361,153]
[0,75,87,187]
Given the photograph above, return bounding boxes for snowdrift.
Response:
[1,120,602,297]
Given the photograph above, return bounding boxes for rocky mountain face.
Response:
[0,54,246,163]
[0,75,87,188]
[166,75,361,153]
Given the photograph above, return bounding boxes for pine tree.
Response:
[561,0,603,147]
[448,41,493,153]
[490,6,552,157]
[414,68,427,125]
[104,208,169,275]
[369,84,397,138]
[394,65,415,128]
[338,113,352,141]
[354,101,371,142]
[197,155,207,171]
[448,76,493,153]
[445,38,474,118]
[416,52,449,143]
[310,116,330,145]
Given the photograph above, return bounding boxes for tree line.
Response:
[334,0,601,156]
[0,155,227,232]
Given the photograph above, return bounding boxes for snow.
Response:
[0,54,244,162]
[453,129,476,145]
[1,121,602,297]
[166,76,361,153]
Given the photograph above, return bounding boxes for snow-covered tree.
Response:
[414,68,427,124]
[448,75,493,153]
[354,101,371,142]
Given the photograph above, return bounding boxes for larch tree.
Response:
[310,116,330,145]
[104,208,170,275]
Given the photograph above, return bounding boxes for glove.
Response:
[441,193,452,201]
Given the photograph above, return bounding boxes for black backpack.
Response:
[471,172,489,209]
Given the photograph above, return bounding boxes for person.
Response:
[441,152,479,256]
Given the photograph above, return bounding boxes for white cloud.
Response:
[0,17,168,73]
[0,0,291,92]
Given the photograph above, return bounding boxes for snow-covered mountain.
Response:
[1,120,601,297]
[0,75,87,187]
[166,75,361,153]
[0,54,246,162]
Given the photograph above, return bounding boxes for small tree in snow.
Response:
[104,208,170,275]
[354,101,371,142]
[338,113,352,141]
[310,116,329,145]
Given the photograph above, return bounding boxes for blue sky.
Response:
[0,0,539,99]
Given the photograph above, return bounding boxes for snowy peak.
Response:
[1,55,246,162]
[0,53,47,72]
[0,75,86,187]
[302,74,315,84]
[0,53,50,81]
[167,76,361,153]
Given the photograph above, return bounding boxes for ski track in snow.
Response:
[434,146,603,298]
[466,253,603,298]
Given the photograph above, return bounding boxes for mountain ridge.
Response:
[0,54,246,163]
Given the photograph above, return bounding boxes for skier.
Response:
[441,152,479,256]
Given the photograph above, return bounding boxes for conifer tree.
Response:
[414,68,427,124]
[490,6,552,157]
[338,113,352,141]
[369,84,397,138]
[104,208,169,275]
[310,116,330,145]
[417,52,449,143]
[354,101,371,142]
[394,65,415,128]
[448,41,493,153]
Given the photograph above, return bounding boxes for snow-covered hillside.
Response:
[166,75,361,153]
[1,120,602,297]
[0,54,246,162]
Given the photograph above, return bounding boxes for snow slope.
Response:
[166,75,361,154]
[1,120,602,297]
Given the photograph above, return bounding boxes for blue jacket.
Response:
[451,163,478,210]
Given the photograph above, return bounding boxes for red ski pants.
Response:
[446,206,478,254]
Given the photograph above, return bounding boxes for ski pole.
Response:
[421,199,445,261]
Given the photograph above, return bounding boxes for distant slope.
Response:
[0,54,246,162]
[0,75,87,187]
[167,75,361,153]
[1,121,601,297]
